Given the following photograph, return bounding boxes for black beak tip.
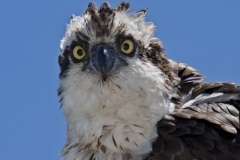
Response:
[102,74,107,81]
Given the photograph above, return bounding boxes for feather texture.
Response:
[58,2,240,160]
[146,61,240,160]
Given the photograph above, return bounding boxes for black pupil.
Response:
[123,43,129,50]
[77,49,84,56]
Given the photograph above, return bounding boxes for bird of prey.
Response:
[58,2,240,160]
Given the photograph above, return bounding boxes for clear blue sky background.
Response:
[0,1,239,160]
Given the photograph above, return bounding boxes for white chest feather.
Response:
[60,58,174,160]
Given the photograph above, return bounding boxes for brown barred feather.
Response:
[146,59,240,160]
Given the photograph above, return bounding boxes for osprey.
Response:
[58,2,240,160]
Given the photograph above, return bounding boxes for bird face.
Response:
[58,2,175,113]
[58,2,158,83]
[68,36,136,81]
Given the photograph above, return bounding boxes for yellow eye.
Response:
[73,45,86,60]
[120,39,134,54]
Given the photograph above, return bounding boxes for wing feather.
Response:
[146,61,240,160]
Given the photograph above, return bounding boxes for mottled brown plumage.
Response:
[146,62,240,160]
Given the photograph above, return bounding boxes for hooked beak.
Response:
[92,45,116,81]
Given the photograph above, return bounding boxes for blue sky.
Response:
[0,1,239,160]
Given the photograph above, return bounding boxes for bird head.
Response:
[58,2,175,114]
[58,2,173,82]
